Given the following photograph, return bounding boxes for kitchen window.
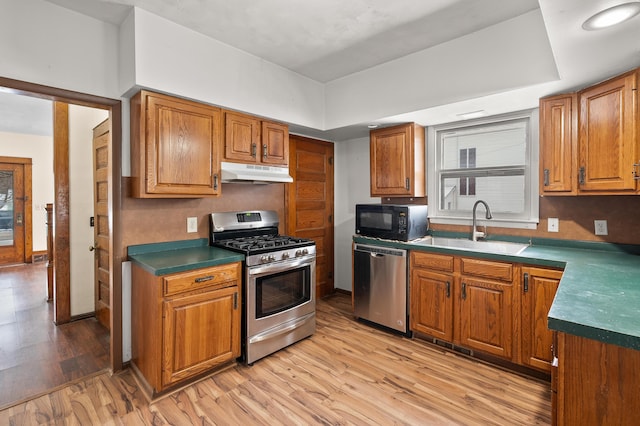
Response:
[427,109,539,229]
[459,148,476,196]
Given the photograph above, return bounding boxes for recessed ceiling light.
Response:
[582,2,640,30]
[457,110,486,120]
[367,124,379,129]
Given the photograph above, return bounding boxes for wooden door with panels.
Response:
[92,119,111,330]
[286,135,334,298]
[0,158,32,265]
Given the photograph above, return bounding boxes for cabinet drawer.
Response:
[411,251,454,272]
[163,263,239,296]
[460,257,513,282]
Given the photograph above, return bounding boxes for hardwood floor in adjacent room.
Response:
[0,292,551,425]
[0,262,110,410]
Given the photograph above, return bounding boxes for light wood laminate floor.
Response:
[1,292,551,425]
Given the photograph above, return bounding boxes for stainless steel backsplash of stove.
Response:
[210,210,316,364]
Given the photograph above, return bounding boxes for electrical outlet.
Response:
[548,218,559,232]
[594,220,608,236]
[187,217,198,233]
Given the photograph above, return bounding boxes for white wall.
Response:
[0,0,120,99]
[324,10,557,129]
[333,136,379,291]
[0,131,53,252]
[69,105,109,316]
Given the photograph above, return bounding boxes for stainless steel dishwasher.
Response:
[353,243,409,335]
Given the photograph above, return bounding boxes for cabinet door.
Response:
[370,123,425,197]
[132,91,222,197]
[410,268,454,341]
[540,94,577,194]
[261,121,289,166]
[521,267,562,372]
[224,112,261,163]
[162,285,240,387]
[458,277,513,359]
[578,70,638,193]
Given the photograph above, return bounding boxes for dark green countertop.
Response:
[354,235,640,351]
[127,238,244,276]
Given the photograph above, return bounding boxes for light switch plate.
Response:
[548,218,559,232]
[187,217,198,233]
[594,220,608,236]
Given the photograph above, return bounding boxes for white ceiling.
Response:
[44,0,542,83]
[2,0,640,140]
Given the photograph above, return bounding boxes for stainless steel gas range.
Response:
[210,210,316,364]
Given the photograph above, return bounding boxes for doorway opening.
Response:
[0,77,123,379]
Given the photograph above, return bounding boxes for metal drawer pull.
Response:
[446,281,451,298]
[523,272,529,293]
[195,275,215,283]
[461,282,467,300]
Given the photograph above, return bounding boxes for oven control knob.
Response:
[282,252,290,260]
[269,255,276,262]
[260,255,268,263]
[295,250,302,257]
[302,248,309,255]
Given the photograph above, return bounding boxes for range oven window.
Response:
[255,265,311,318]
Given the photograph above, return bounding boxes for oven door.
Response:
[246,256,316,339]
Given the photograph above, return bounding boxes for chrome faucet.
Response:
[471,200,492,241]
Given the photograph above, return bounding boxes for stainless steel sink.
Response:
[416,236,529,255]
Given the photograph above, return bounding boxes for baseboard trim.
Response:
[31,251,48,263]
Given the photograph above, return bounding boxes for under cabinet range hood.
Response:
[220,161,293,184]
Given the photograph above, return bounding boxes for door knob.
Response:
[89,244,99,251]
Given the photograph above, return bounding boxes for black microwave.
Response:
[355,204,428,241]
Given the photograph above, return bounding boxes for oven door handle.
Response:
[248,313,315,344]
[248,257,314,276]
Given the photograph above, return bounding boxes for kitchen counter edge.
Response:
[127,238,245,276]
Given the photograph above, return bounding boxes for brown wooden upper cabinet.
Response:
[540,67,639,195]
[130,90,222,198]
[223,111,289,167]
[539,93,578,195]
[370,123,425,197]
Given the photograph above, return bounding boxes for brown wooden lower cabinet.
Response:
[521,267,562,372]
[410,251,561,372]
[131,262,242,398]
[555,332,640,425]
[458,275,513,359]
[410,267,454,341]
[410,253,515,361]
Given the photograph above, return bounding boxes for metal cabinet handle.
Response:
[446,281,451,298]
[523,272,529,293]
[214,174,219,190]
[405,178,410,190]
[579,167,585,185]
[251,143,257,158]
[461,282,467,300]
[263,144,268,158]
[233,292,238,310]
[195,275,215,283]
[543,169,550,186]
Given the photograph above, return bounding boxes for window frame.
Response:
[426,108,539,230]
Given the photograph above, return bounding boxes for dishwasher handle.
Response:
[354,244,407,258]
